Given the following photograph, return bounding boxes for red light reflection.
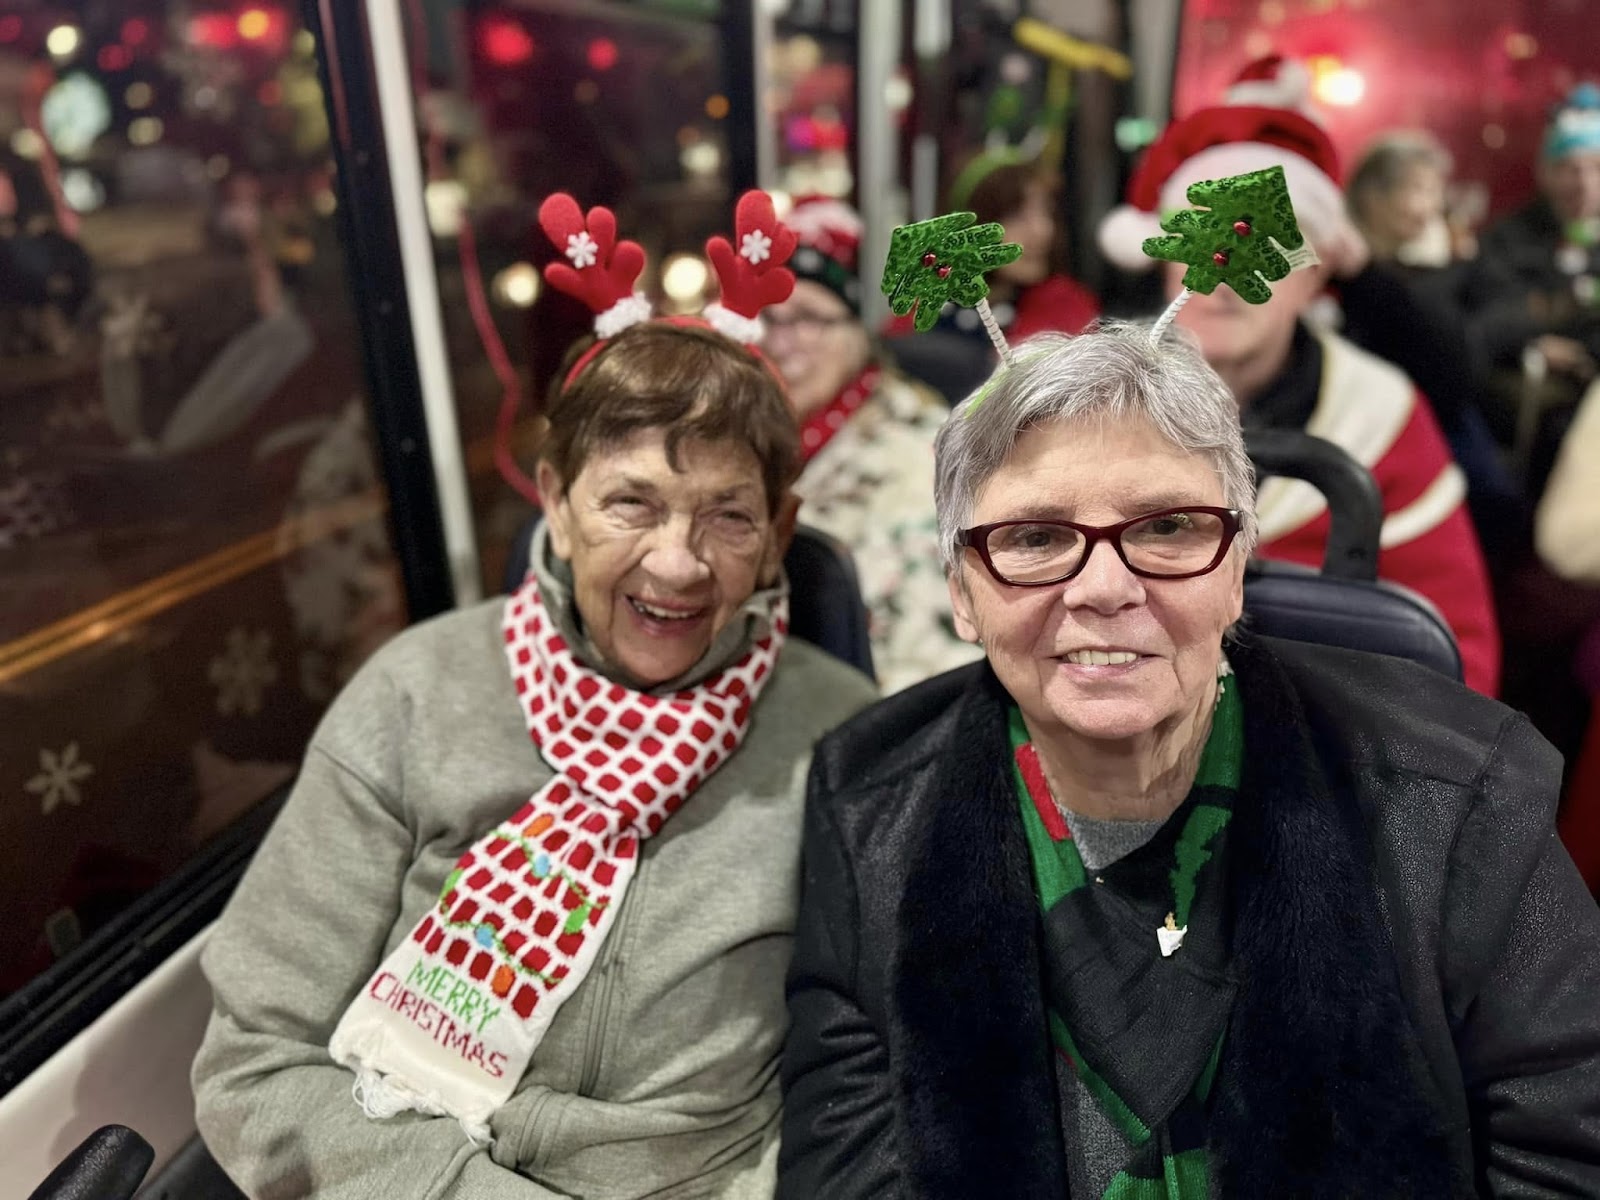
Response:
[480,17,535,67]
[587,37,618,72]
[188,13,238,49]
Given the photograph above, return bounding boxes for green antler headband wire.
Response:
[880,211,1023,368]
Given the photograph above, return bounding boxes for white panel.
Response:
[364,0,483,607]
[0,929,213,1199]
[858,0,903,328]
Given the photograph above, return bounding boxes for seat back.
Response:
[882,331,994,407]
[1243,429,1464,682]
[502,516,876,680]
[775,524,876,678]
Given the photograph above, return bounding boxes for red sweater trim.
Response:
[799,364,882,461]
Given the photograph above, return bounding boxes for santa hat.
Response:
[782,195,864,313]
[1098,56,1358,271]
[1224,55,1317,115]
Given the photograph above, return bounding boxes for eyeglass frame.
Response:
[956,506,1245,588]
[762,310,857,332]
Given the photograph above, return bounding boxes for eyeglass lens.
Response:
[985,511,1229,584]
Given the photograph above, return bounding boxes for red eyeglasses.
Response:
[957,507,1244,587]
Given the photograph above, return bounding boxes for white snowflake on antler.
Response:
[28,742,94,815]
[565,231,599,269]
[740,229,773,265]
[209,627,280,716]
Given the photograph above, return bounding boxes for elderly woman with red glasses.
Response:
[779,324,1600,1199]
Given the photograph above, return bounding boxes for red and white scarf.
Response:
[331,575,787,1139]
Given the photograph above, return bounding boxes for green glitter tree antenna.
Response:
[881,211,1023,366]
[1144,164,1316,342]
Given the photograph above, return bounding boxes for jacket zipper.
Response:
[575,858,640,1096]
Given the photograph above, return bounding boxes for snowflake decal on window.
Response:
[28,742,94,815]
[740,229,773,265]
[565,231,599,269]
[209,627,280,716]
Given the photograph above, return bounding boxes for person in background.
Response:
[954,150,1100,342]
[1534,377,1600,896]
[1346,130,1524,568]
[1348,131,1471,271]
[1536,375,1600,583]
[0,146,92,356]
[765,197,983,692]
[1468,82,1600,388]
[885,151,1099,396]
[192,230,880,1194]
[1097,61,1501,695]
[780,325,1600,1198]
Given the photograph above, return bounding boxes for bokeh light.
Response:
[128,116,165,146]
[492,263,542,308]
[661,253,710,307]
[47,24,82,58]
[587,38,617,72]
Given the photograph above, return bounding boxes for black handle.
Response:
[26,1125,153,1200]
[1246,429,1383,582]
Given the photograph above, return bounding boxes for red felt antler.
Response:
[538,194,648,332]
[706,190,798,322]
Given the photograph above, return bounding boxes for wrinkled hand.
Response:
[1534,334,1597,380]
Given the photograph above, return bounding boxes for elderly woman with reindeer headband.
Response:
[780,175,1600,1199]
[192,191,878,1198]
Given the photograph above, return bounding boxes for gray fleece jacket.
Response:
[192,553,878,1200]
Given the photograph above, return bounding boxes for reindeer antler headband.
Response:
[539,190,797,388]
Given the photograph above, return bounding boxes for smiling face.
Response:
[1368,161,1446,248]
[764,279,871,420]
[1542,150,1600,225]
[948,414,1244,746]
[1166,259,1325,381]
[995,179,1056,288]
[539,428,786,688]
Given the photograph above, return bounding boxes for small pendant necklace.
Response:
[1022,659,1233,959]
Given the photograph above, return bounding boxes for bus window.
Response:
[389,1,753,592]
[0,4,403,1006]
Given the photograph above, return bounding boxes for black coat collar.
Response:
[889,643,1466,1198]
[891,667,1069,1199]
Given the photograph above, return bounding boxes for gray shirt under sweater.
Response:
[192,538,879,1200]
[1055,808,1166,1200]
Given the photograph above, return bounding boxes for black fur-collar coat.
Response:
[778,636,1600,1198]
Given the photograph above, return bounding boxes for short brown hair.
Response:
[956,157,1068,277]
[539,321,800,515]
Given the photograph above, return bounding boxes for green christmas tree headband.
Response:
[877,164,1314,408]
[881,211,1023,365]
[1144,163,1318,340]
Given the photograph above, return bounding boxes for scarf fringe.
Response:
[350,1068,494,1148]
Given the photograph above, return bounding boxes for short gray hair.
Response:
[1348,130,1452,220]
[933,321,1258,573]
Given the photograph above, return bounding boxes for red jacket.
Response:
[1256,333,1501,696]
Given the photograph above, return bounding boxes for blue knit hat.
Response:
[1544,83,1600,162]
